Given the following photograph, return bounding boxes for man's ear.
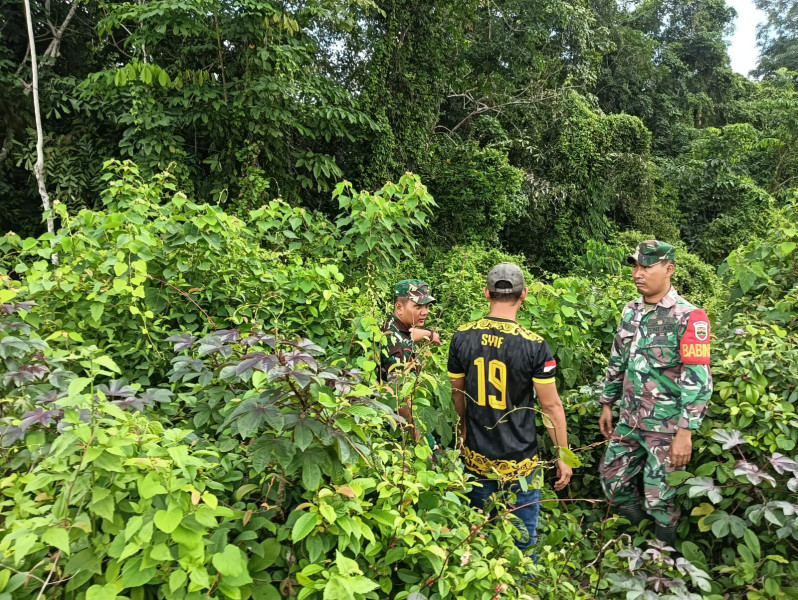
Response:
[666,262,675,277]
[483,287,491,300]
[519,287,528,302]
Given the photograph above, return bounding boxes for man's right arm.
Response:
[447,334,466,449]
[450,376,466,449]
[598,306,633,438]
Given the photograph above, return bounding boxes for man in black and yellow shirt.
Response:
[448,262,572,550]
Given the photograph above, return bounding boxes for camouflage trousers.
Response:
[599,423,681,526]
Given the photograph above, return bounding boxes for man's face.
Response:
[395,299,429,327]
[631,260,673,298]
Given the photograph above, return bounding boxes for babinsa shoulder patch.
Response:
[680,309,711,364]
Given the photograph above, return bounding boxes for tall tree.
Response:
[594,0,737,155]
[21,0,55,247]
[753,0,798,77]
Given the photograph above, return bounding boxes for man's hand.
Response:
[670,429,692,468]
[411,328,441,346]
[599,405,614,439]
[553,458,573,491]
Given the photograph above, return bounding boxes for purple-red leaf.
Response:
[0,426,25,446]
[197,335,233,358]
[617,547,644,572]
[215,329,241,343]
[685,477,723,503]
[282,350,316,369]
[97,380,136,398]
[19,408,61,431]
[35,390,66,404]
[294,338,324,354]
[140,388,172,404]
[165,333,196,352]
[733,460,776,486]
[112,396,148,411]
[0,301,36,314]
[711,429,746,450]
[769,453,798,475]
[237,352,279,375]
[241,332,276,348]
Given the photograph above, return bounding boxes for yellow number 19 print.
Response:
[473,357,507,410]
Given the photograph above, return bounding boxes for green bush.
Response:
[423,142,524,247]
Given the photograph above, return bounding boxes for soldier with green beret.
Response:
[598,240,713,546]
[380,279,441,442]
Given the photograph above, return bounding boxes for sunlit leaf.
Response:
[733,460,776,486]
[711,429,746,450]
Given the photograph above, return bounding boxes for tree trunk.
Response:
[23,0,58,264]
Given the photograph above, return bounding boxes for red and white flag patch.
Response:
[543,359,557,373]
[680,309,711,365]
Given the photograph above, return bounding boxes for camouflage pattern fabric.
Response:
[379,314,417,384]
[598,287,713,434]
[379,314,437,449]
[627,240,676,267]
[600,423,680,525]
[394,279,436,304]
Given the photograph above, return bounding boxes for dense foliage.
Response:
[2,0,798,599]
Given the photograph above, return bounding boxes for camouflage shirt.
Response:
[379,314,418,383]
[599,287,713,433]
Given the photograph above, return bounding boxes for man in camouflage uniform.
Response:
[380,279,440,441]
[598,241,713,545]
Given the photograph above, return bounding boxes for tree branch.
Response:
[0,131,12,164]
[41,0,80,63]
[439,88,563,134]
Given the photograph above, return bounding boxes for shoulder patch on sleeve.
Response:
[680,309,710,364]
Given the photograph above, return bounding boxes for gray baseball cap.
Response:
[487,262,525,293]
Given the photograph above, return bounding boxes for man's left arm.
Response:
[671,309,713,468]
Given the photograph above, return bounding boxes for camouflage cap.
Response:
[394,279,436,304]
[627,240,676,267]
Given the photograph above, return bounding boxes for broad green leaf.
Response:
[666,470,693,486]
[121,557,155,587]
[558,447,581,468]
[149,543,173,561]
[294,424,313,451]
[319,503,337,524]
[68,377,92,397]
[292,512,319,542]
[302,462,321,491]
[154,507,183,533]
[169,569,187,592]
[212,545,247,577]
[251,581,281,600]
[86,584,117,600]
[323,575,354,600]
[42,528,71,554]
[202,492,218,509]
[743,528,761,560]
[92,356,121,374]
